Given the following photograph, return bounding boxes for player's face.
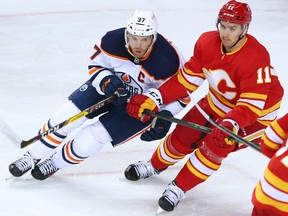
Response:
[218,21,245,52]
[127,33,154,58]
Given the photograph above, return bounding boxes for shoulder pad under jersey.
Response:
[101,28,181,80]
[100,28,130,59]
[142,34,181,80]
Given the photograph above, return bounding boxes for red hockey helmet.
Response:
[218,0,252,25]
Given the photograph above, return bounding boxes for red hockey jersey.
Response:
[159,31,283,128]
[252,113,288,215]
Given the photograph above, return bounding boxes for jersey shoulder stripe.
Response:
[100,28,129,60]
[100,28,182,80]
[143,34,181,80]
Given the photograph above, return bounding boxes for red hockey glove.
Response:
[211,119,239,148]
[100,75,129,106]
[126,88,163,122]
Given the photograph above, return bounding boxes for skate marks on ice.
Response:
[0,118,22,146]
[153,191,249,216]
[3,157,254,216]
[2,137,257,216]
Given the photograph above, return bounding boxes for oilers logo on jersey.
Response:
[79,84,89,92]
[117,72,142,97]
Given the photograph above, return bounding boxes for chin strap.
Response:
[217,21,249,52]
[124,30,155,61]
[229,35,244,49]
[229,23,249,49]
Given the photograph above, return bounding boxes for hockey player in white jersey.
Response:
[8,9,189,180]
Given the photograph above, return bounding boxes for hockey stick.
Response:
[143,109,261,152]
[143,110,212,134]
[18,95,116,148]
[191,100,261,152]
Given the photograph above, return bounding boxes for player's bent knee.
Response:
[72,121,112,157]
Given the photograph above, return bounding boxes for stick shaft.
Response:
[143,110,212,134]
[192,102,261,152]
[20,96,115,148]
[143,109,261,152]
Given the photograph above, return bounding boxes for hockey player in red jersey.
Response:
[8,10,189,180]
[252,113,288,216]
[124,0,284,212]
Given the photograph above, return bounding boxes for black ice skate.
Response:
[9,152,40,177]
[31,158,59,180]
[158,181,185,212]
[124,160,160,181]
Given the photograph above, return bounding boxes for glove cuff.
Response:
[222,119,239,134]
[144,88,163,109]
[92,70,114,95]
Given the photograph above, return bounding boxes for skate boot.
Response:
[31,157,59,180]
[9,152,40,177]
[158,181,185,212]
[124,160,160,181]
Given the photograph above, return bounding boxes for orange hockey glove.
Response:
[126,88,163,122]
[211,119,239,148]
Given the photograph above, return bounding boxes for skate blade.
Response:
[5,175,16,181]
[24,174,33,180]
[155,206,166,215]
[118,175,127,181]
[5,173,33,181]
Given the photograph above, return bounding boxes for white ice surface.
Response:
[0,0,287,215]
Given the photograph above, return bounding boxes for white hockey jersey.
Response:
[88,27,189,115]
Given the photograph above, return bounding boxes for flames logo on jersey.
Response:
[116,72,143,97]
[203,68,237,100]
